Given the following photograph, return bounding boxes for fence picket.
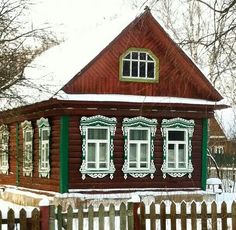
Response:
[191,201,197,230]
[57,205,63,230]
[160,202,166,230]
[181,202,187,230]
[127,202,133,230]
[88,204,94,230]
[7,208,15,230]
[201,201,207,229]
[99,203,105,230]
[211,201,217,230]
[109,203,115,230]
[120,202,127,230]
[31,208,40,230]
[0,210,2,230]
[19,208,27,230]
[140,202,146,230]
[170,202,176,230]
[221,201,227,230]
[67,205,73,230]
[232,201,236,230]
[150,202,156,230]
[78,205,84,230]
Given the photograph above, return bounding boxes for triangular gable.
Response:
[62,9,222,101]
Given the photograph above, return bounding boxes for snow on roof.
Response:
[54,92,227,106]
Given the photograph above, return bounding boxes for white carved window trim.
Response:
[80,115,116,180]
[161,118,194,178]
[37,118,51,178]
[122,116,157,179]
[0,124,9,175]
[21,121,34,177]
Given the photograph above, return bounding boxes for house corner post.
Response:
[39,198,50,230]
[202,118,208,191]
[60,116,69,193]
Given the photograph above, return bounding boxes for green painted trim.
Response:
[119,47,159,83]
[59,116,69,193]
[201,118,208,191]
[16,122,19,186]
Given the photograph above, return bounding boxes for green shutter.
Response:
[60,116,69,193]
[202,118,208,190]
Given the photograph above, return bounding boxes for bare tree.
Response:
[0,0,59,109]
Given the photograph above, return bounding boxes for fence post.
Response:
[39,198,50,230]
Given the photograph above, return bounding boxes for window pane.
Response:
[140,144,148,161]
[124,53,130,59]
[99,143,107,161]
[123,61,130,76]
[42,130,48,140]
[88,143,96,161]
[129,129,148,140]
[99,163,107,168]
[132,52,138,59]
[147,62,154,78]
[129,163,136,168]
[168,144,175,168]
[87,163,96,168]
[140,163,148,168]
[140,52,146,60]
[132,61,138,77]
[147,55,153,60]
[178,144,186,168]
[139,62,146,77]
[88,128,107,140]
[129,144,137,161]
[168,131,185,141]
[25,131,32,142]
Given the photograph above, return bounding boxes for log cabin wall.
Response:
[68,109,203,192]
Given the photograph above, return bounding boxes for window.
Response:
[0,124,9,174]
[122,116,157,179]
[37,118,50,178]
[21,121,33,176]
[214,146,224,154]
[80,115,116,179]
[161,118,194,178]
[119,48,159,82]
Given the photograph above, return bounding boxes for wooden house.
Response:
[0,9,227,195]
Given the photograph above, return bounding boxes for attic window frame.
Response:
[119,48,159,83]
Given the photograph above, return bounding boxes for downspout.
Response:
[59,116,69,193]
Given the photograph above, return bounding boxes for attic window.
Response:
[120,48,159,82]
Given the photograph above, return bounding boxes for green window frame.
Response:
[122,116,157,179]
[119,48,159,83]
[37,117,51,178]
[161,118,194,178]
[80,115,116,180]
[0,124,9,175]
[21,121,34,177]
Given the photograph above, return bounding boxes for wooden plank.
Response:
[150,202,156,230]
[201,201,207,230]
[160,202,166,230]
[67,205,73,230]
[88,204,94,230]
[127,202,134,230]
[232,201,236,230]
[170,202,176,230]
[140,202,146,230]
[31,208,40,230]
[191,201,197,230]
[221,201,227,230]
[120,202,127,230]
[7,209,15,230]
[49,205,55,230]
[20,208,27,230]
[109,203,115,230]
[180,202,187,230]
[78,205,84,230]
[211,201,217,230]
[98,204,105,230]
[57,205,63,230]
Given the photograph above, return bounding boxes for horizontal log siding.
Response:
[68,112,202,191]
[0,117,61,192]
